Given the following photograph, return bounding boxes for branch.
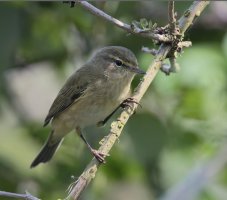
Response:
[141,46,158,56]
[6,50,67,70]
[75,1,171,43]
[67,1,210,199]
[178,1,209,34]
[0,191,40,200]
[168,1,177,35]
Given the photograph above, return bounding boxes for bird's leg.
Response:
[97,98,142,126]
[97,106,121,127]
[76,127,108,163]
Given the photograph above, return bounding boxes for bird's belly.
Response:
[53,96,120,130]
[76,102,115,126]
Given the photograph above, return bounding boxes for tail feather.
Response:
[30,137,62,168]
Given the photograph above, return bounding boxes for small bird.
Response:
[30,46,145,168]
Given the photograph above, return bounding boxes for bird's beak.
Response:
[127,66,146,75]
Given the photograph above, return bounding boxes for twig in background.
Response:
[141,46,158,56]
[0,191,40,200]
[160,145,227,200]
[168,1,178,35]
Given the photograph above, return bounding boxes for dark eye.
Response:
[115,59,123,67]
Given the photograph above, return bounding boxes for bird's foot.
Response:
[91,149,109,163]
[121,97,142,110]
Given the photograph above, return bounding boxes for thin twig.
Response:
[178,41,192,48]
[0,191,40,200]
[166,1,180,75]
[141,46,157,56]
[169,57,180,73]
[168,1,177,34]
[178,1,209,34]
[5,50,67,70]
[67,1,209,200]
[76,1,171,43]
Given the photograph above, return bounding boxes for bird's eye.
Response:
[115,59,123,67]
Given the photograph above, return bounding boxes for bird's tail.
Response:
[30,131,63,168]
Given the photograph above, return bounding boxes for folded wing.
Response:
[43,67,90,126]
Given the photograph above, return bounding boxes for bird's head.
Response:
[91,46,146,80]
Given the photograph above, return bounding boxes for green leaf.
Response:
[140,18,149,29]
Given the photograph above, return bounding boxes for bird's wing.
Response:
[43,67,90,126]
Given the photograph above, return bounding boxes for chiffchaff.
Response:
[31,46,145,168]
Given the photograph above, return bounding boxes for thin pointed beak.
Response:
[128,66,146,75]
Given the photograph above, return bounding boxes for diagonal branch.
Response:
[67,1,210,200]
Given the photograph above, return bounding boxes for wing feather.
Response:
[43,67,89,126]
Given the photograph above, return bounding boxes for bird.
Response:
[30,46,145,168]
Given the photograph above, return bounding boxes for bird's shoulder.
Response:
[43,64,93,126]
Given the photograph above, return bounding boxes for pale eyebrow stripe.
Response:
[108,55,134,67]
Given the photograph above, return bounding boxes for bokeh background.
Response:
[1,1,227,200]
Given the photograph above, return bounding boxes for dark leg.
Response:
[97,98,142,126]
[97,105,121,127]
[76,127,108,163]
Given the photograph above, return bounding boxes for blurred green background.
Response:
[0,1,227,200]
